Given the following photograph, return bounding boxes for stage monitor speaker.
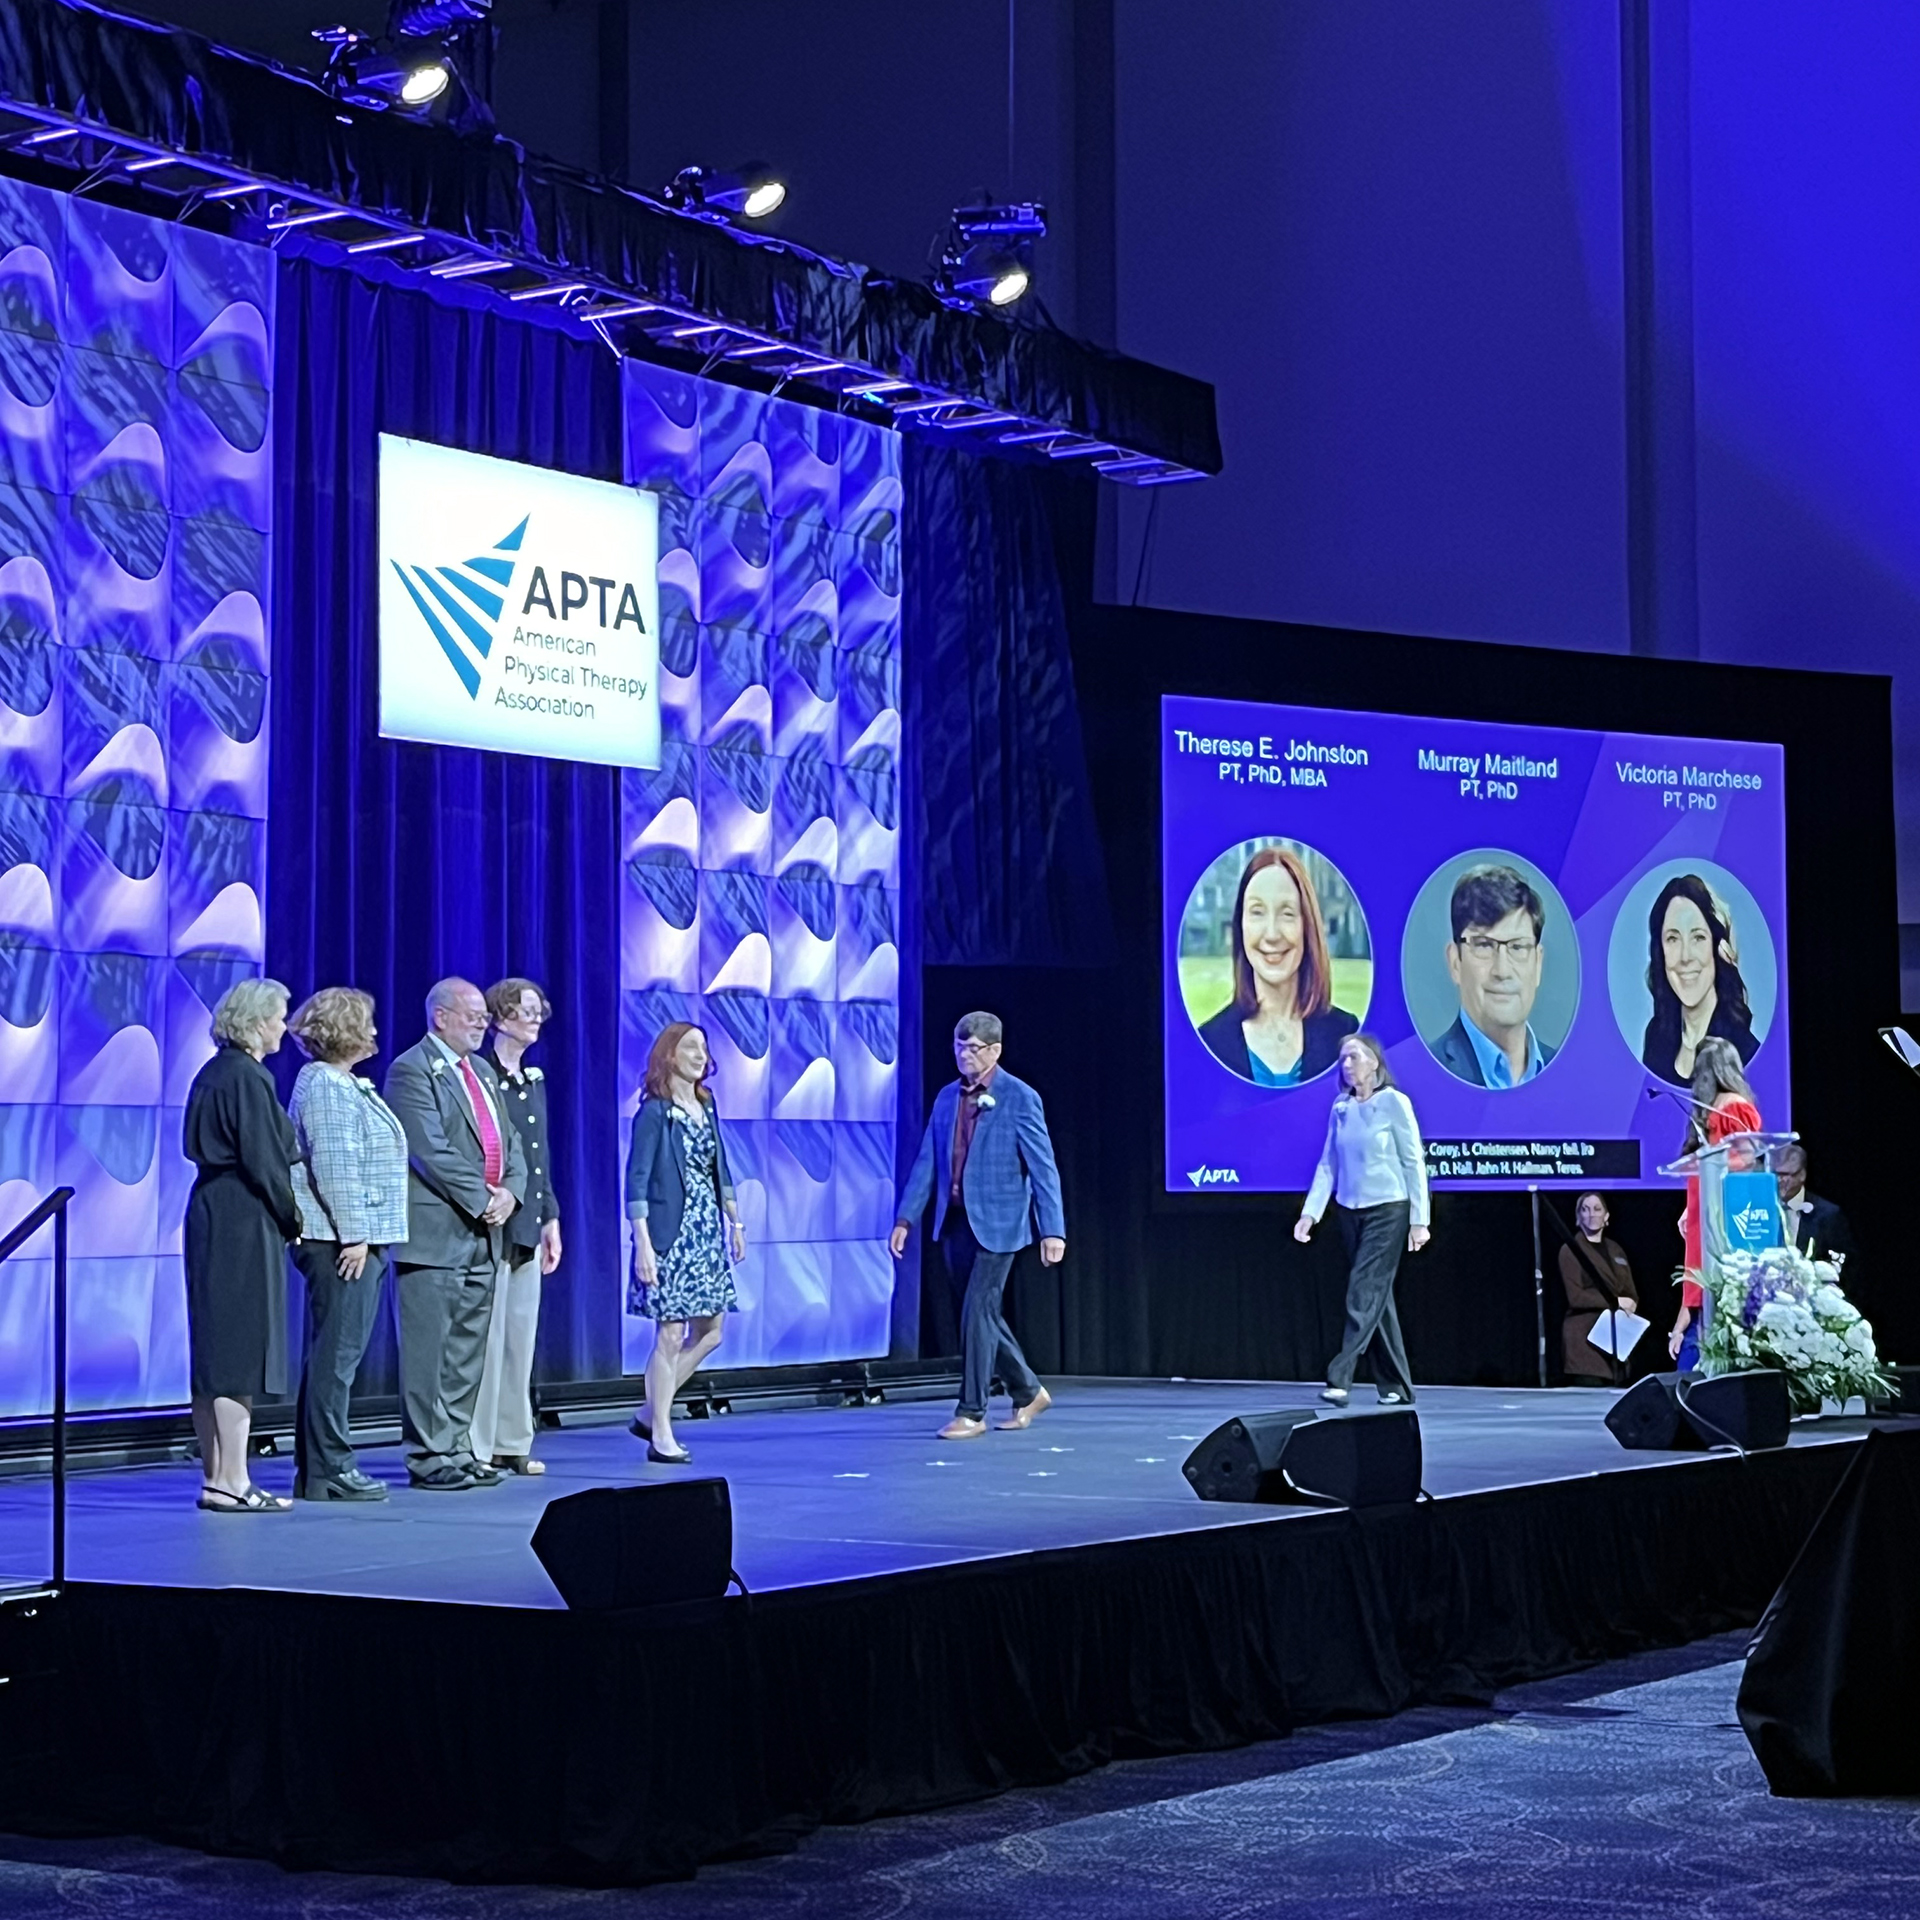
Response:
[1605,1369,1790,1452]
[1183,1407,1421,1508]
[1683,1369,1791,1450]
[1607,1373,1700,1450]
[530,1478,733,1610]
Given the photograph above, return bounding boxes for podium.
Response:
[1658,1129,1800,1332]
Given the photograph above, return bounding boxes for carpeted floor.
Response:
[2,1634,1914,1916]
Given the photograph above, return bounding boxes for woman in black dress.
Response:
[184,977,301,1512]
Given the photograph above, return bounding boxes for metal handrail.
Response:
[0,1186,75,1587]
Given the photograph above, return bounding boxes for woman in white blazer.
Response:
[287,987,410,1501]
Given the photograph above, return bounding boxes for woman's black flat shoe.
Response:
[646,1443,692,1465]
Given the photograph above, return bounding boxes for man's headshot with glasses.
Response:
[1428,863,1557,1089]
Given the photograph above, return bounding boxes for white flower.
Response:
[526,1067,544,1081]
[975,1093,996,1110]
[1811,1260,1840,1287]
[1811,1286,1856,1323]
[1845,1321,1876,1356]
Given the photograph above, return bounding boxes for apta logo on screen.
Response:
[1187,1163,1241,1188]
[377,435,661,773]
[390,515,652,701]
[389,515,529,700]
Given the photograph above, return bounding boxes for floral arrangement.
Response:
[1699,1243,1892,1414]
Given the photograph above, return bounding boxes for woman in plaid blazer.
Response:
[287,987,411,1501]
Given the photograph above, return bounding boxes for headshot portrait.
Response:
[1401,853,1579,1089]
[1605,863,1775,1088]
[1178,839,1373,1088]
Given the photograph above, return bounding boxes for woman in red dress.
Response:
[1669,1036,1763,1367]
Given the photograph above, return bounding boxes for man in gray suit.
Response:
[385,978,526,1490]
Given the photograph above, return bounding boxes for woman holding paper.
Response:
[1293,1033,1429,1406]
[1558,1193,1638,1384]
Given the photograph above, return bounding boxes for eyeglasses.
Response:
[1459,936,1538,963]
[954,1039,998,1057]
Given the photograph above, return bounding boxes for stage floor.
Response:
[0,1379,1876,1606]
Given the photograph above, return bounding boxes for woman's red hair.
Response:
[643,1022,714,1103]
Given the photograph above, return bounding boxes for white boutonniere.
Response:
[526,1067,544,1082]
[429,1056,447,1076]
[974,1093,996,1111]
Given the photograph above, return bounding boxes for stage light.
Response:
[399,62,450,105]
[314,4,486,117]
[935,201,1046,312]
[313,28,452,112]
[664,165,788,223]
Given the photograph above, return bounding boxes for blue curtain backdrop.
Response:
[267,255,626,1389]
[903,441,1114,970]
[902,441,1118,1364]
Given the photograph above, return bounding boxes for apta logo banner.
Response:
[377,435,661,770]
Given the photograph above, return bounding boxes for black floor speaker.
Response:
[1605,1369,1791,1451]
[1183,1407,1422,1508]
[530,1478,733,1610]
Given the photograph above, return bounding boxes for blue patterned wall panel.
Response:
[622,363,900,1371]
[0,181,270,1416]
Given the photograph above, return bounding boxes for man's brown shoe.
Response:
[995,1386,1052,1431]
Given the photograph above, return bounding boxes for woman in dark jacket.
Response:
[183,977,301,1512]
[1558,1192,1638,1384]
[624,1022,745,1465]
[1195,845,1357,1085]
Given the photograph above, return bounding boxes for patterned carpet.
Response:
[2,1635,1915,1916]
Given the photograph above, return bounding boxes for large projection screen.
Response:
[1164,695,1787,1192]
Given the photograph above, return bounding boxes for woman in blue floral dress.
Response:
[623,1023,745,1463]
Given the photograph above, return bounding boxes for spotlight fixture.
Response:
[312,27,446,110]
[313,2,490,117]
[935,201,1047,311]
[664,164,788,223]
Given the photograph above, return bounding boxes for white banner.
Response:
[377,434,661,770]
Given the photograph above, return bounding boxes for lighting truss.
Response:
[0,102,1205,486]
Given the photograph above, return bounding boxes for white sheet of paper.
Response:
[1883,1026,1920,1071]
[1588,1310,1651,1362]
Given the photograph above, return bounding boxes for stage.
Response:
[0,1381,1886,1886]
[0,1380,1882,1602]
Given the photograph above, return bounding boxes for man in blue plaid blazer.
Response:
[892,1011,1066,1440]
